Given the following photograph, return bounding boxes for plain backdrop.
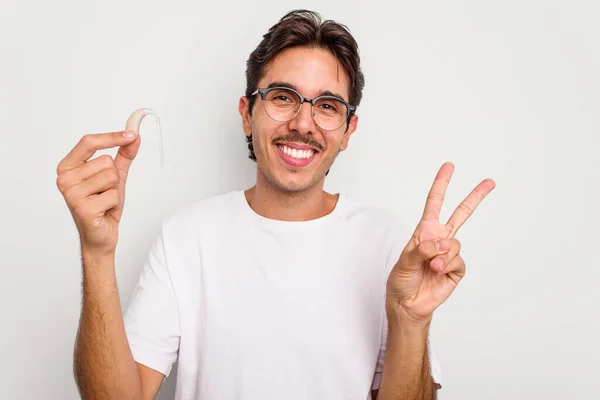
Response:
[1,0,598,399]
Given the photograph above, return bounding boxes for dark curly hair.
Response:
[244,9,365,161]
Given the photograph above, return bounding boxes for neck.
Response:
[245,173,338,222]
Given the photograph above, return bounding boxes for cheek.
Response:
[254,115,289,145]
[251,118,276,153]
[329,132,348,152]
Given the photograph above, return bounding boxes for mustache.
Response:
[271,133,324,152]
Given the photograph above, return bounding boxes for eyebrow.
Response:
[266,81,348,102]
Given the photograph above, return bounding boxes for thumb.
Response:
[402,238,451,268]
[114,132,141,174]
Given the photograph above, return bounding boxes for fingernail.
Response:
[432,258,444,271]
[123,130,136,139]
[436,239,450,252]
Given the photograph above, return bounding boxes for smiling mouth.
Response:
[275,144,318,167]
[277,144,316,159]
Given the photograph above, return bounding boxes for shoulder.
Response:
[338,194,413,270]
[160,190,241,236]
[337,194,414,256]
[340,194,410,236]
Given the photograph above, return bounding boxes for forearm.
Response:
[377,308,436,400]
[73,251,142,400]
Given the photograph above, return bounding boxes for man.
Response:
[56,9,495,400]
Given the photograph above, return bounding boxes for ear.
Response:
[238,96,252,136]
[339,114,359,152]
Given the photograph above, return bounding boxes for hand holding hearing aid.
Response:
[56,109,158,258]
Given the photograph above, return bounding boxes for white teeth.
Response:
[278,145,315,159]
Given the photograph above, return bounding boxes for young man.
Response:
[56,9,495,400]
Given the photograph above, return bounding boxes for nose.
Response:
[287,101,316,135]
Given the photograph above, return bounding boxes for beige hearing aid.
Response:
[125,108,164,166]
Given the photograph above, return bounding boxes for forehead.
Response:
[258,46,350,101]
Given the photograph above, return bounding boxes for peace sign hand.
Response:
[386,162,496,323]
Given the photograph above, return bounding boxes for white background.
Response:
[1,0,598,399]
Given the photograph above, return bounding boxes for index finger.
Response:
[422,162,455,221]
[57,130,137,175]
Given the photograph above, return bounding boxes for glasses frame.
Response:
[250,86,357,131]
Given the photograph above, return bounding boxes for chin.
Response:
[272,171,317,193]
[261,165,321,194]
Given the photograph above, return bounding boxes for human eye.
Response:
[268,89,297,104]
[316,98,344,114]
[320,102,337,111]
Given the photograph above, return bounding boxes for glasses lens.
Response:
[313,97,348,131]
[263,89,300,122]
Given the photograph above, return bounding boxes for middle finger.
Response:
[57,154,116,193]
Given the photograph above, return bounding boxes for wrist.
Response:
[386,301,432,332]
[80,248,118,295]
[81,246,116,267]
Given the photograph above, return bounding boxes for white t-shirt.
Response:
[124,190,442,399]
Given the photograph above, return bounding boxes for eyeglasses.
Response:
[250,87,356,131]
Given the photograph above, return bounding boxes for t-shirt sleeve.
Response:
[370,217,443,390]
[123,223,181,377]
